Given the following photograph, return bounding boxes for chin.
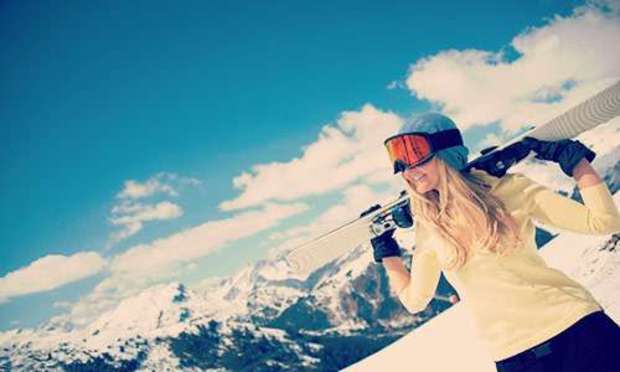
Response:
[416,186,431,193]
[416,181,439,194]
[406,179,436,194]
[413,183,430,193]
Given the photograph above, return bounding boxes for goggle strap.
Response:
[428,129,463,152]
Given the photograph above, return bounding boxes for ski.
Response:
[285,191,411,274]
[285,80,620,275]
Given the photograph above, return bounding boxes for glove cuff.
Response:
[562,142,596,177]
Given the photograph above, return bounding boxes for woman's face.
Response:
[402,156,440,193]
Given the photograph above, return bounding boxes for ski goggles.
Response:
[384,129,464,174]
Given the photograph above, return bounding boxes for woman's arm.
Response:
[573,158,602,188]
[382,246,441,314]
[382,257,410,294]
[519,158,620,234]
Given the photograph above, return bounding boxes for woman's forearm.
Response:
[382,256,410,294]
[572,158,602,188]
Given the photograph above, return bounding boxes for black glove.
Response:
[522,137,596,177]
[466,140,534,177]
[370,228,401,263]
[392,201,414,228]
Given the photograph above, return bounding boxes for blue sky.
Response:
[4,0,619,330]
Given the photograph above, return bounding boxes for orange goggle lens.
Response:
[384,134,433,172]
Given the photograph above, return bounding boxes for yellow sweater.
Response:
[397,169,620,361]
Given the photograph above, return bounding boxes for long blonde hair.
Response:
[406,158,523,270]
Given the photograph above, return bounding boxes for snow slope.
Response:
[345,193,620,372]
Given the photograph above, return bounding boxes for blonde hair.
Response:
[406,158,522,270]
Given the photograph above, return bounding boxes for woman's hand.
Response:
[522,137,596,177]
[370,229,401,263]
[361,203,403,263]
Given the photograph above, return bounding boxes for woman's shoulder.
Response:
[467,169,541,208]
[468,168,535,192]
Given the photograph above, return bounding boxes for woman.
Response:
[371,112,620,371]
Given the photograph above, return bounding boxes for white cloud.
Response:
[108,221,143,245]
[110,201,183,225]
[108,172,201,245]
[117,177,176,199]
[220,104,403,211]
[107,201,183,245]
[116,172,202,199]
[405,3,620,136]
[0,252,106,302]
[109,202,309,275]
[475,133,504,155]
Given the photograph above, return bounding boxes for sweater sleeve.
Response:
[515,173,620,235]
[398,225,442,314]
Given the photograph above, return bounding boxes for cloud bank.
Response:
[110,202,309,275]
[220,104,403,211]
[0,252,106,303]
[405,3,620,138]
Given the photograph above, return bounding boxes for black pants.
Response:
[495,311,620,372]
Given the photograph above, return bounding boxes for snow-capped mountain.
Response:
[0,235,445,371]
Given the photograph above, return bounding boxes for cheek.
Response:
[418,170,439,189]
[424,161,440,186]
[403,176,414,189]
[402,175,418,191]
[429,172,439,184]
[402,172,415,184]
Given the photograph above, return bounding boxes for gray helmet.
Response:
[395,112,469,171]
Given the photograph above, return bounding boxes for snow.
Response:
[138,341,183,371]
[344,304,496,371]
[0,281,223,369]
[258,326,288,341]
[193,258,307,325]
